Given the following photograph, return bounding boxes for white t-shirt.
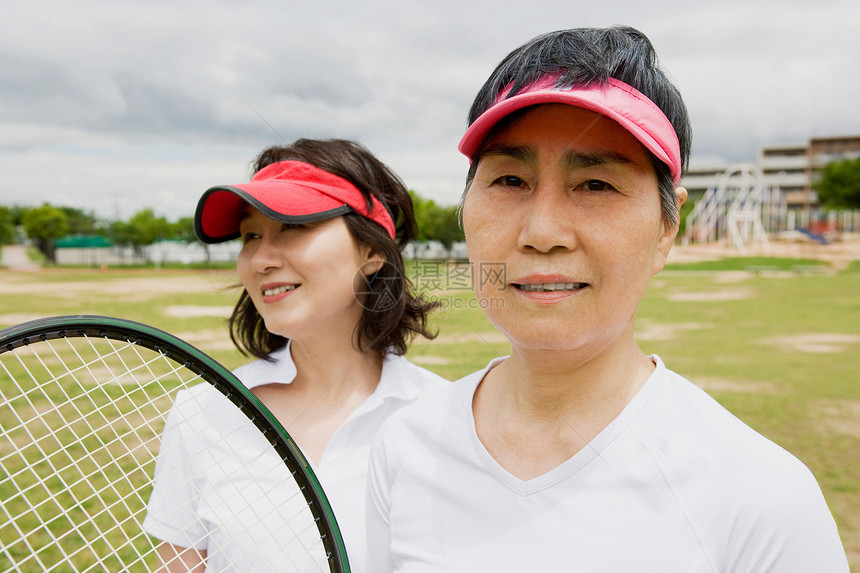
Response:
[366,356,849,573]
[144,342,448,572]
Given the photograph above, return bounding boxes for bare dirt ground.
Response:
[669,233,860,270]
[0,245,39,271]
[0,270,236,327]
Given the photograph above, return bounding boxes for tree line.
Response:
[5,156,858,264]
[0,191,464,263]
[817,156,860,209]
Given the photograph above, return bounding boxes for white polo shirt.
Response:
[366,356,849,572]
[144,342,448,572]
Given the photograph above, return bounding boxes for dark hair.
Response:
[463,26,691,228]
[229,138,438,360]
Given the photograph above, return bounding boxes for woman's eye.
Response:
[281,223,306,231]
[241,232,260,244]
[584,180,611,192]
[495,175,524,187]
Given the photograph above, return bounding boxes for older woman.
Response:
[366,27,849,572]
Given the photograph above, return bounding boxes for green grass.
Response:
[1,262,858,568]
[665,256,829,272]
[640,267,860,561]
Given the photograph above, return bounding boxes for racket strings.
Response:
[146,383,325,571]
[1,331,338,572]
[1,335,175,571]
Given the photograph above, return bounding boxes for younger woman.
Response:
[145,139,447,571]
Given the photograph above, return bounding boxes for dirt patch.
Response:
[763,333,860,354]
[413,331,510,346]
[171,328,237,352]
[101,276,234,303]
[713,271,762,284]
[0,279,109,297]
[693,378,780,394]
[164,305,234,318]
[409,355,450,365]
[0,313,50,327]
[667,287,756,302]
[636,321,707,341]
[816,400,860,439]
[0,273,234,299]
[669,235,860,272]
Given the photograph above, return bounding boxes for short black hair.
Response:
[463,26,691,227]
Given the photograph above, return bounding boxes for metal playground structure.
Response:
[684,164,787,254]
[684,163,860,252]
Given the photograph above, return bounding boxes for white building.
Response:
[682,135,860,211]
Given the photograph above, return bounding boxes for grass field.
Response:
[1,254,858,569]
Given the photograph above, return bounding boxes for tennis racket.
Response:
[0,315,350,572]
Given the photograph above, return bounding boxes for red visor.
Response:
[195,160,396,243]
[459,76,682,185]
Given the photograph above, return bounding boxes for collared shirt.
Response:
[145,342,448,572]
[235,343,448,569]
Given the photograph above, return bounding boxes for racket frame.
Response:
[0,314,350,572]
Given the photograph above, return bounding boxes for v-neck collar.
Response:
[462,355,667,496]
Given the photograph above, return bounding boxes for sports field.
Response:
[1,247,858,570]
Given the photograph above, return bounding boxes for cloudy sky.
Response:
[2,0,858,221]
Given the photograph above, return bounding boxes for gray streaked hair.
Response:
[462,26,691,228]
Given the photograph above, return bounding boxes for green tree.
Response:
[126,209,169,255]
[107,220,133,248]
[0,206,15,245]
[816,157,860,209]
[59,207,104,236]
[171,217,197,243]
[426,204,464,252]
[409,191,433,242]
[21,203,70,263]
[410,191,464,253]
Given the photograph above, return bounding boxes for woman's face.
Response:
[462,104,683,355]
[236,208,382,342]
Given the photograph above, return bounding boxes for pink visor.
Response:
[459,76,682,185]
[195,160,396,243]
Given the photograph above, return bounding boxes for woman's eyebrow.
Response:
[562,149,633,169]
[481,145,633,169]
[237,205,254,227]
[480,144,537,164]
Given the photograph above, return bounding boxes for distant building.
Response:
[681,135,860,210]
[758,136,860,209]
[680,163,729,198]
[758,143,809,207]
[54,234,113,266]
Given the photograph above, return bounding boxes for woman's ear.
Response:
[361,251,385,276]
[652,187,688,275]
[675,186,688,209]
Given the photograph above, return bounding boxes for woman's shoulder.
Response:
[375,362,489,443]
[231,345,296,389]
[386,354,450,392]
[640,363,827,514]
[646,365,805,467]
[647,365,848,571]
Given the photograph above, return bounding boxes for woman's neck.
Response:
[497,340,653,421]
[251,331,384,466]
[472,336,655,480]
[287,332,383,403]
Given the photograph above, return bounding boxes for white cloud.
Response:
[1,0,858,218]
